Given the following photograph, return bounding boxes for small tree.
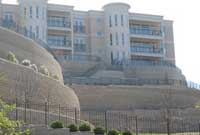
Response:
[30,64,38,72]
[7,51,19,64]
[21,59,31,67]
[39,65,49,76]
[0,99,30,135]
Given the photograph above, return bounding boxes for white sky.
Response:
[3,0,200,83]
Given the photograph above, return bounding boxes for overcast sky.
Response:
[3,0,200,83]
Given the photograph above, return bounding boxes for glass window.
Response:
[122,33,125,46]
[24,8,27,18]
[36,26,39,39]
[36,6,39,18]
[30,6,32,18]
[97,32,103,37]
[116,32,119,45]
[42,7,45,20]
[96,17,101,23]
[121,15,124,26]
[110,33,113,46]
[109,16,112,27]
[115,14,118,26]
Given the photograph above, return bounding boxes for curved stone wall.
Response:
[0,27,63,82]
[0,58,80,109]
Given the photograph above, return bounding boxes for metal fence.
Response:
[5,99,84,126]
[4,98,200,135]
[65,77,187,86]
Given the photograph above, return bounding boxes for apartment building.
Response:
[0,0,176,66]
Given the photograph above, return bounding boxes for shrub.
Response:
[39,65,49,76]
[50,74,59,80]
[7,51,18,64]
[30,64,38,72]
[67,124,79,132]
[94,127,106,135]
[108,129,120,135]
[50,121,64,129]
[79,123,91,132]
[122,131,133,135]
[21,59,31,67]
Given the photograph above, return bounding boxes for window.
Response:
[42,7,45,19]
[122,33,125,46]
[36,6,39,18]
[24,8,27,18]
[117,51,119,59]
[123,52,126,59]
[116,32,119,45]
[36,26,39,39]
[96,17,101,23]
[111,51,113,64]
[4,12,13,21]
[109,16,112,27]
[29,25,32,38]
[110,33,113,46]
[29,6,32,18]
[115,14,118,26]
[97,32,103,37]
[121,15,124,26]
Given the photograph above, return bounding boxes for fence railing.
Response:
[64,77,187,86]
[4,98,200,134]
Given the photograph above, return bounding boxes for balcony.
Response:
[47,38,72,49]
[129,26,163,40]
[48,17,71,30]
[73,25,86,34]
[130,44,164,57]
[74,44,86,52]
[1,19,16,28]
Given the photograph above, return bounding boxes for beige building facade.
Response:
[0,1,176,66]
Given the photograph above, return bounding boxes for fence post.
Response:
[24,100,27,123]
[105,111,108,134]
[45,102,48,126]
[66,107,68,126]
[167,118,170,135]
[75,108,78,124]
[15,98,18,121]
[135,116,138,135]
[58,104,61,121]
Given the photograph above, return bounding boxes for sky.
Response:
[3,0,200,83]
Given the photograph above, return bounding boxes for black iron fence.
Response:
[2,99,200,134]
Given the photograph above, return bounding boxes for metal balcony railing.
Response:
[47,17,71,28]
[73,25,86,34]
[130,27,162,36]
[74,44,86,52]
[130,46,164,54]
[47,39,72,48]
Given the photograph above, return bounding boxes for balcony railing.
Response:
[74,43,86,52]
[73,25,86,34]
[130,45,164,54]
[48,17,71,28]
[130,26,162,36]
[47,39,72,48]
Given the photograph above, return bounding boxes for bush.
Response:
[108,129,120,135]
[7,51,18,64]
[50,121,64,129]
[51,74,59,80]
[39,65,49,76]
[67,124,79,132]
[122,131,133,135]
[94,127,106,135]
[79,123,91,132]
[30,64,38,72]
[21,59,31,67]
